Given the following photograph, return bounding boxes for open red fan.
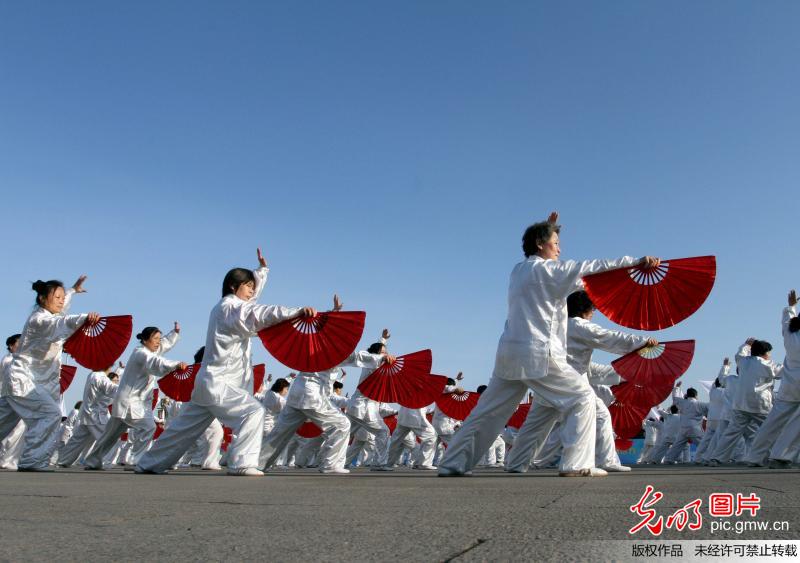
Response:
[297,420,323,438]
[608,401,649,439]
[158,363,201,402]
[583,256,716,331]
[612,340,695,387]
[151,389,159,410]
[435,390,480,421]
[258,311,366,373]
[615,438,634,451]
[253,364,266,394]
[611,380,674,409]
[357,350,442,408]
[59,364,77,394]
[64,315,133,371]
[507,402,531,430]
[383,415,398,435]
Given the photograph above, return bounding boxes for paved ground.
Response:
[1,464,798,561]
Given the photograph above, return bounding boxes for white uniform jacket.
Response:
[191,266,301,406]
[3,289,87,399]
[777,306,800,402]
[732,344,782,415]
[78,372,119,426]
[289,351,383,411]
[567,317,648,378]
[113,331,181,420]
[493,255,638,381]
[672,387,708,433]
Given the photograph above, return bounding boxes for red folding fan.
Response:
[435,390,480,421]
[357,350,442,408]
[59,364,77,394]
[608,401,649,439]
[153,424,164,441]
[64,315,133,371]
[158,363,201,402]
[151,389,159,410]
[258,311,366,373]
[297,421,323,438]
[611,380,674,409]
[615,438,634,451]
[383,415,398,435]
[612,340,695,387]
[221,426,233,451]
[506,402,532,430]
[253,364,266,394]
[582,256,716,331]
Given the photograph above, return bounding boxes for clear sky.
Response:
[1,2,798,409]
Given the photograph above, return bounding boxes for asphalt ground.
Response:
[0,464,798,562]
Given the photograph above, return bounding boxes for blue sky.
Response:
[1,2,798,409]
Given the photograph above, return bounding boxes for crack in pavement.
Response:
[539,481,587,509]
[0,493,68,499]
[441,538,488,562]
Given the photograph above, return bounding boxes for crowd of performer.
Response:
[0,213,796,478]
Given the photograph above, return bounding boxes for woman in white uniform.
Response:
[439,212,659,477]
[0,277,98,471]
[137,248,314,476]
[82,324,186,470]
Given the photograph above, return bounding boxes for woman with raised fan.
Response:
[260,295,393,474]
[136,248,316,477]
[0,276,99,471]
[344,330,398,471]
[82,323,188,470]
[438,211,660,478]
[505,290,654,474]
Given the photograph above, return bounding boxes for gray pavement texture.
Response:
[0,464,798,562]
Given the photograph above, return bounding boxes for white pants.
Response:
[138,389,264,473]
[433,434,453,466]
[711,410,766,463]
[0,391,62,470]
[191,418,224,469]
[441,358,597,474]
[746,400,800,464]
[57,422,106,466]
[532,427,563,468]
[637,444,655,464]
[260,401,350,472]
[0,421,27,470]
[84,416,157,468]
[387,422,437,467]
[664,426,703,463]
[648,441,672,464]
[346,415,390,467]
[480,434,507,466]
[694,419,719,462]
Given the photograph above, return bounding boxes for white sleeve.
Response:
[146,352,182,379]
[341,351,385,370]
[157,330,180,354]
[253,266,269,301]
[546,256,640,297]
[587,362,621,386]
[574,321,649,356]
[237,302,301,334]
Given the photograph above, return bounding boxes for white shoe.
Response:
[319,467,350,474]
[413,464,437,471]
[602,464,632,473]
[559,467,608,477]
[227,468,264,477]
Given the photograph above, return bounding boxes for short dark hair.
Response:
[567,291,594,318]
[5,333,20,351]
[194,347,205,364]
[32,279,64,307]
[136,327,161,344]
[446,377,455,386]
[686,387,698,398]
[477,385,488,394]
[751,340,773,357]
[333,381,344,390]
[271,378,290,393]
[714,378,722,388]
[790,317,800,334]
[74,401,83,410]
[367,342,385,354]
[522,220,560,258]
[222,267,256,297]
[670,405,679,414]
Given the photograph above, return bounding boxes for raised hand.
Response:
[86,312,101,325]
[382,328,391,340]
[257,247,267,268]
[456,371,464,381]
[789,289,798,307]
[340,370,347,379]
[174,321,181,334]
[72,275,88,294]
[117,361,126,370]
[332,294,343,312]
[723,357,730,366]
[547,211,559,225]
[745,337,756,346]
[267,374,272,383]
